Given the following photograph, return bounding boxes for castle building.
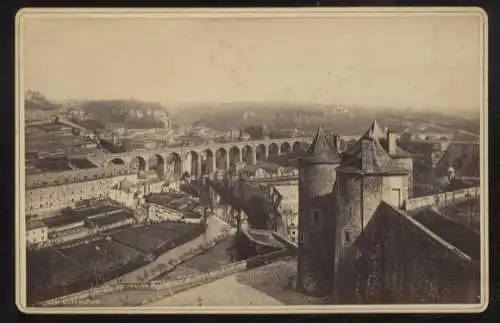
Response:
[296,121,480,304]
[297,126,341,295]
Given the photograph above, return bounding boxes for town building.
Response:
[26,220,48,246]
[25,166,134,217]
[295,122,480,304]
[239,162,298,180]
[146,192,205,224]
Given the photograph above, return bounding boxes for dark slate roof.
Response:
[337,136,408,175]
[299,127,341,164]
[344,120,411,159]
[359,201,474,264]
[26,219,46,230]
[411,207,480,262]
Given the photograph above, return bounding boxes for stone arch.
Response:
[216,147,228,170]
[186,151,200,178]
[166,152,182,177]
[201,149,215,175]
[268,142,279,157]
[280,142,291,154]
[292,141,303,153]
[256,143,267,162]
[242,145,255,164]
[229,146,242,172]
[131,156,147,173]
[149,154,165,179]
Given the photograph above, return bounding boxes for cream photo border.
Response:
[14,7,489,314]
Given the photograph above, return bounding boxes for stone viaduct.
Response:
[97,132,478,180]
[101,137,326,179]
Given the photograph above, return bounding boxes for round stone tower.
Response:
[296,127,341,296]
[333,134,409,301]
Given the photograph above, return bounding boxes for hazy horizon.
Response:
[21,12,484,112]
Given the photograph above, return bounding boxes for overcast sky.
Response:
[21,11,483,111]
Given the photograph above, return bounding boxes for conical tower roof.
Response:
[361,119,386,140]
[300,127,341,165]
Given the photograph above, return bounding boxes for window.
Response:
[344,230,352,244]
[312,208,321,228]
[299,233,305,243]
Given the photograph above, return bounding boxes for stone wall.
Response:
[139,249,291,306]
[406,186,480,211]
[297,163,337,296]
[394,157,413,197]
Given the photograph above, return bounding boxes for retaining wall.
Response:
[406,186,479,211]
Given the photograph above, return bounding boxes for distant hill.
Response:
[172,102,480,136]
[78,100,169,129]
[24,91,171,129]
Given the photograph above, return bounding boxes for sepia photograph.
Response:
[15,8,488,314]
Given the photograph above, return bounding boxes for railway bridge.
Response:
[102,137,320,179]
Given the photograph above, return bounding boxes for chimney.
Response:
[387,129,397,156]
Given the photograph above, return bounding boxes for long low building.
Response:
[146,192,205,224]
[25,201,136,248]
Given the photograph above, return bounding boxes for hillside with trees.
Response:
[79,100,169,129]
[172,103,480,135]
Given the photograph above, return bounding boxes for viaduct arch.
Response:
[105,137,312,180]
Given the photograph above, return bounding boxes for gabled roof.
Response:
[357,201,474,266]
[337,135,408,175]
[411,207,480,261]
[300,127,341,165]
